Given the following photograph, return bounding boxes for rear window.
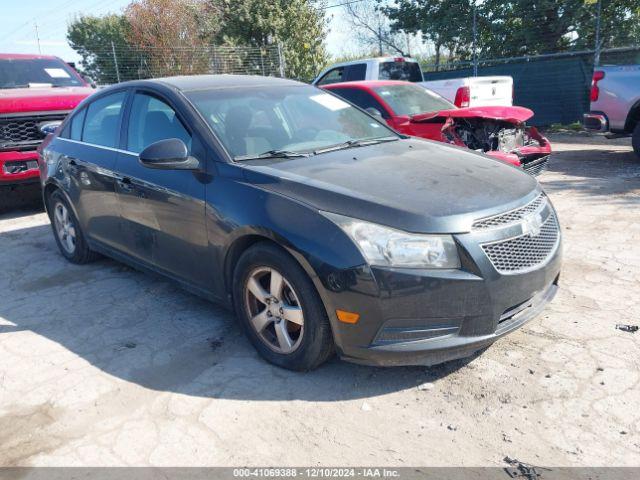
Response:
[378,61,422,82]
[82,91,126,148]
[0,58,84,89]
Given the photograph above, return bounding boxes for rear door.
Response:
[343,63,367,82]
[55,90,127,249]
[116,89,209,287]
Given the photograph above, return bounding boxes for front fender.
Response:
[206,174,373,352]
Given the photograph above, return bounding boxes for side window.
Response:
[82,91,126,148]
[330,88,389,119]
[343,63,367,82]
[127,93,191,154]
[317,67,345,86]
[69,108,86,141]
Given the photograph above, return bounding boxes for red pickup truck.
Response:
[1,54,93,186]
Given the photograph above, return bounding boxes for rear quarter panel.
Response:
[592,65,640,132]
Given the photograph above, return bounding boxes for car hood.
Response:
[411,105,534,124]
[0,86,94,114]
[239,138,539,234]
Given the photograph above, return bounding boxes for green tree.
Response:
[480,0,640,57]
[207,0,329,80]
[386,0,640,63]
[67,14,139,84]
[385,0,475,68]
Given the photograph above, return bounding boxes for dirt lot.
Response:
[0,134,639,467]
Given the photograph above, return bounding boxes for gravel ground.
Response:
[0,134,639,467]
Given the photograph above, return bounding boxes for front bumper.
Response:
[319,199,562,367]
[485,127,552,177]
[0,151,41,185]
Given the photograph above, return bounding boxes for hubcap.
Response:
[53,202,76,254]
[244,267,304,354]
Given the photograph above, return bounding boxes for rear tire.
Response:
[232,242,334,371]
[632,123,640,159]
[48,190,100,264]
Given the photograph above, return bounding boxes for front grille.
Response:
[0,113,67,150]
[522,156,548,177]
[481,212,560,273]
[473,193,546,230]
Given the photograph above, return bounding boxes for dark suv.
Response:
[39,75,561,371]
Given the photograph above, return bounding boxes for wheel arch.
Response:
[42,181,76,218]
[222,230,341,344]
[223,231,323,300]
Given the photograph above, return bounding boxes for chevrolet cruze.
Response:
[39,75,561,371]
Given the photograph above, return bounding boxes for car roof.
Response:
[147,74,305,92]
[0,53,60,60]
[323,80,416,89]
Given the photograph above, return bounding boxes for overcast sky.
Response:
[0,0,351,62]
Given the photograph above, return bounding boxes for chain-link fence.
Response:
[78,44,285,87]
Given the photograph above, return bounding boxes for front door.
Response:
[114,91,209,288]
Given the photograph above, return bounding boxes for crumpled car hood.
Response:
[411,105,534,124]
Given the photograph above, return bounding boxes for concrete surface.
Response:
[0,135,639,467]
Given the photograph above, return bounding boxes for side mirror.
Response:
[139,138,199,170]
[365,107,383,118]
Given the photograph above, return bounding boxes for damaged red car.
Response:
[323,80,551,175]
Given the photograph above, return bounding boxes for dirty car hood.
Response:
[240,138,539,234]
[411,105,534,124]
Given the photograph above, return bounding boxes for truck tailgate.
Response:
[468,76,513,106]
[420,76,513,107]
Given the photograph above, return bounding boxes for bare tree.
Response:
[343,0,407,56]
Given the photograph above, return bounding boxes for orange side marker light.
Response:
[336,310,360,324]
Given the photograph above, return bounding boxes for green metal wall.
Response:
[422,49,640,126]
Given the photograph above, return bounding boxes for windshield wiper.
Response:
[313,137,399,155]
[234,149,311,161]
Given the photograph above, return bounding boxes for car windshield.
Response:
[378,61,423,82]
[0,58,84,89]
[186,85,398,159]
[374,84,456,116]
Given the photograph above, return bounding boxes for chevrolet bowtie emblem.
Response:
[522,211,544,236]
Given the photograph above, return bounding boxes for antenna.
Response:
[34,21,42,54]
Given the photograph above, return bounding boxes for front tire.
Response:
[48,190,99,264]
[232,242,334,371]
[632,123,640,159]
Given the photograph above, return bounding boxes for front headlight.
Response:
[321,212,460,269]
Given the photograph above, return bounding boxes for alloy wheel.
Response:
[244,266,304,354]
[53,202,76,254]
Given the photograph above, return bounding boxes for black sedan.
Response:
[39,75,561,370]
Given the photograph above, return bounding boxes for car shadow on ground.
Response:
[0,184,44,219]
[542,147,640,204]
[0,223,480,402]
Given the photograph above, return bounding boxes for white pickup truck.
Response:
[420,76,513,108]
[583,65,640,159]
[312,57,513,107]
